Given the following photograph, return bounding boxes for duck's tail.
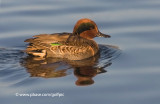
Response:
[24,38,50,57]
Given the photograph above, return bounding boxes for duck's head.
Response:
[73,18,110,40]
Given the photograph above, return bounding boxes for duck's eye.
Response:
[75,23,95,34]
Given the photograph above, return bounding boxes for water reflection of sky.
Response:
[0,0,160,104]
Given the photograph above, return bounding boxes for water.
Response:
[0,0,160,104]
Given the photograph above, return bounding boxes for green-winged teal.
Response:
[25,18,110,60]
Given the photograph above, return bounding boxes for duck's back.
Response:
[25,33,69,52]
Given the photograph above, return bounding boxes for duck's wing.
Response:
[24,33,70,53]
[25,33,70,44]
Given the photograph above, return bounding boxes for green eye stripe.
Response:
[75,22,95,34]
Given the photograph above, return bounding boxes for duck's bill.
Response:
[97,32,111,38]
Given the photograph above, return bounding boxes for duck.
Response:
[24,18,110,60]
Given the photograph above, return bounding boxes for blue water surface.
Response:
[0,0,160,104]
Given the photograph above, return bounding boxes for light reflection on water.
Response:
[1,0,160,104]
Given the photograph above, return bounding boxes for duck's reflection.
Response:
[74,66,109,86]
[21,45,119,86]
